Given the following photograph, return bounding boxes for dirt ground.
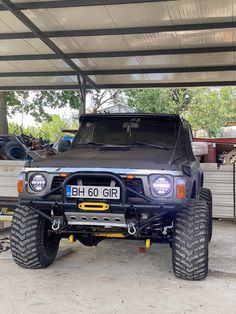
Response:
[0,220,235,314]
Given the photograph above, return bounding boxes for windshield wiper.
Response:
[77,142,107,147]
[77,142,128,147]
[130,141,169,150]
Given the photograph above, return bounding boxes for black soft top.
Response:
[79,113,182,123]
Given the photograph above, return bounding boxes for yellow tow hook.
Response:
[145,239,151,249]
[68,234,76,243]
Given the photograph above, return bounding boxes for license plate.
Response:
[66,185,120,200]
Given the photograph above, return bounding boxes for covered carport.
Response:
[0,0,235,115]
[0,1,235,312]
[0,0,235,216]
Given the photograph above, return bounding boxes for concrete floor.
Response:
[0,220,235,314]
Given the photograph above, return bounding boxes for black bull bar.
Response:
[20,171,179,230]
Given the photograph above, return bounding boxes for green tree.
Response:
[0,91,29,134]
[89,89,122,113]
[39,115,75,142]
[125,87,236,137]
[30,91,81,122]
[184,88,236,137]
[8,121,22,135]
[0,90,81,135]
[1,89,122,135]
[9,115,76,142]
[0,92,8,134]
[125,88,192,114]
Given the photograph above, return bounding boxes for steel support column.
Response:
[77,74,87,115]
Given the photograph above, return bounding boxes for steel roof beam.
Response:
[0,65,235,77]
[0,21,235,40]
[97,81,236,88]
[0,46,235,62]
[0,71,75,77]
[0,0,96,89]
[0,85,89,91]
[85,65,236,75]
[0,0,177,11]
[0,81,235,91]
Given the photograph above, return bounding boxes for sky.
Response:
[9,90,122,127]
[9,92,88,127]
[10,106,77,127]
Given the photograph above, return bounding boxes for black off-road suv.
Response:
[12,114,212,280]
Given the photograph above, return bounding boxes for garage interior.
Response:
[0,0,235,313]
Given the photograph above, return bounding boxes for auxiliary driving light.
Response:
[152,176,172,196]
[29,173,47,192]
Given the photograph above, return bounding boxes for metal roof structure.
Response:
[0,0,235,92]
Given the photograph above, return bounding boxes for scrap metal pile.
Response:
[0,130,55,161]
[0,129,74,161]
[193,138,236,165]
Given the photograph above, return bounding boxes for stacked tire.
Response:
[0,141,26,160]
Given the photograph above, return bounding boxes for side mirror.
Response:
[56,139,71,153]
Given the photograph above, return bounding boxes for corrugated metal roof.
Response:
[0,0,235,90]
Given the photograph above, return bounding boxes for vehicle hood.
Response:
[29,147,186,171]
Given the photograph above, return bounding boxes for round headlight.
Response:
[29,173,47,192]
[152,176,172,196]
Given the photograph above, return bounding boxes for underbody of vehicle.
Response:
[11,114,212,280]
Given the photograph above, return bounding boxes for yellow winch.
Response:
[78,202,109,211]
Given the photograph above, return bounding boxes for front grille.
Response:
[75,177,114,186]
[124,178,144,197]
[51,176,65,193]
[51,175,144,198]
[51,176,116,195]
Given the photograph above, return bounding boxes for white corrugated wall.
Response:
[201,163,235,219]
[0,160,25,198]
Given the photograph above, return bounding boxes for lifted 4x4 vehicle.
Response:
[12,114,212,280]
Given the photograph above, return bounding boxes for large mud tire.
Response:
[11,206,60,268]
[200,187,213,241]
[172,201,209,280]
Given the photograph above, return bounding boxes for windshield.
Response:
[73,118,181,149]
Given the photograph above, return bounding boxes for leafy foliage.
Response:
[88,89,122,113]
[6,91,29,113]
[39,114,77,142]
[125,87,236,137]
[6,91,81,123]
[184,88,236,137]
[2,89,122,135]
[125,88,192,114]
[4,87,236,138]
[9,115,77,142]
[6,89,122,122]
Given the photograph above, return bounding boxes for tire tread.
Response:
[11,206,59,269]
[172,201,209,280]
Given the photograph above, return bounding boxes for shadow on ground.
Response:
[0,220,235,314]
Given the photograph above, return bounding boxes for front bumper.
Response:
[20,171,186,234]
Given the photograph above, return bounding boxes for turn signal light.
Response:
[126,175,135,180]
[59,172,69,177]
[176,179,186,199]
[17,175,24,193]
